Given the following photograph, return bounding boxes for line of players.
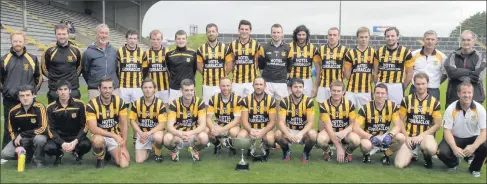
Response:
[1,20,485,177]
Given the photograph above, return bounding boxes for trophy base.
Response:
[235,163,249,171]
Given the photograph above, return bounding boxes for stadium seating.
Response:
[218,33,486,56]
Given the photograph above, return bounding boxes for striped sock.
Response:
[94,150,105,160]
[385,149,393,156]
[153,145,162,156]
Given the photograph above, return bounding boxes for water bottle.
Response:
[18,150,26,172]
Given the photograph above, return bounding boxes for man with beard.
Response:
[41,24,83,103]
[374,27,414,105]
[197,23,232,105]
[237,77,277,162]
[0,31,42,155]
[117,29,146,104]
[206,77,240,155]
[288,25,321,97]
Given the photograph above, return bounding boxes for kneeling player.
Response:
[236,77,277,162]
[206,77,241,155]
[353,83,405,165]
[394,72,441,169]
[164,79,208,161]
[316,80,360,163]
[86,77,130,169]
[275,78,317,163]
[129,78,166,163]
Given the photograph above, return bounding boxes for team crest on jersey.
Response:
[31,118,36,124]
[282,52,286,57]
[71,113,77,118]
[433,60,438,66]
[24,64,29,71]
[186,58,191,62]
[67,56,73,62]
[146,111,151,118]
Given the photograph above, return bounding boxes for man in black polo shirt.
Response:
[44,80,91,165]
[259,23,292,103]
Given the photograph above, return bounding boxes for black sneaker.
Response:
[229,147,237,156]
[381,155,391,165]
[323,149,332,162]
[96,159,105,169]
[73,152,83,165]
[36,162,45,168]
[53,153,63,166]
[154,155,163,163]
[362,154,371,164]
[424,155,433,169]
[214,143,222,155]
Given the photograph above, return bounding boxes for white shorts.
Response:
[120,88,144,103]
[265,82,289,101]
[232,83,254,98]
[135,134,155,150]
[377,82,403,105]
[316,87,331,103]
[203,85,221,105]
[155,90,170,104]
[168,89,182,103]
[345,92,372,109]
[103,136,120,152]
[303,78,313,97]
[176,135,196,149]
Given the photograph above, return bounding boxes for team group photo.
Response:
[0,0,486,183]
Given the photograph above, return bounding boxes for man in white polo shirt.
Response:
[437,82,486,178]
[409,30,447,101]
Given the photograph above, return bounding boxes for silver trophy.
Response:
[231,138,252,171]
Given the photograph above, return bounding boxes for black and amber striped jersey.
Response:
[86,95,127,136]
[344,46,377,93]
[129,97,167,132]
[8,102,47,140]
[319,44,348,87]
[143,47,169,91]
[197,42,232,86]
[117,45,147,88]
[319,97,356,132]
[239,93,277,129]
[227,39,260,84]
[375,45,414,83]
[168,97,206,131]
[278,95,314,130]
[288,42,321,79]
[356,100,400,136]
[399,94,441,137]
[207,93,242,126]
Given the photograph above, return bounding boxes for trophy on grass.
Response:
[231,137,252,171]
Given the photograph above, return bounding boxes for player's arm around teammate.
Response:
[394,73,441,169]
[129,78,166,163]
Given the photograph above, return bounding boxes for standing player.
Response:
[275,78,317,163]
[259,23,292,103]
[166,30,197,103]
[197,23,232,105]
[394,72,441,169]
[236,77,277,162]
[129,78,166,163]
[409,30,447,101]
[288,25,321,97]
[374,27,414,105]
[164,79,208,162]
[44,80,91,165]
[206,77,241,155]
[353,83,406,164]
[1,85,47,168]
[86,77,130,169]
[316,27,348,103]
[344,27,377,108]
[226,19,260,98]
[143,29,170,105]
[316,80,359,163]
[117,29,146,104]
[41,24,82,103]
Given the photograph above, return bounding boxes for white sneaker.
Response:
[471,171,481,177]
[0,159,7,164]
[369,147,380,156]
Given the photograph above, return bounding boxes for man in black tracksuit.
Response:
[0,32,42,149]
[44,80,91,165]
[41,24,83,103]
